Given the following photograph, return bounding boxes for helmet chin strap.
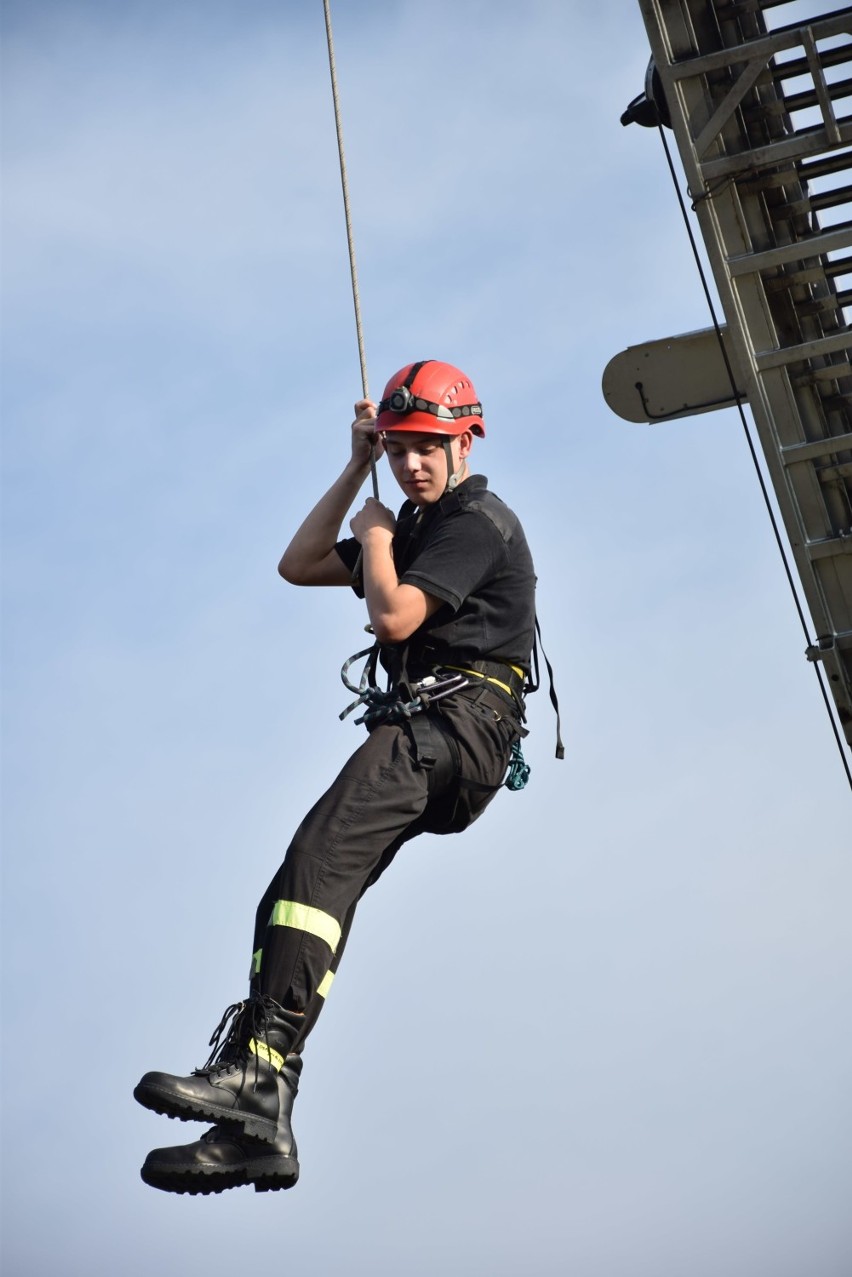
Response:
[443,439,467,493]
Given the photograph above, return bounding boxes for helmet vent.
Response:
[446,379,470,404]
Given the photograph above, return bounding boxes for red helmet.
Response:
[376,360,485,437]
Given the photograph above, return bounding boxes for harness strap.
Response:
[406,713,438,770]
[441,660,525,708]
[530,618,564,760]
[339,625,564,762]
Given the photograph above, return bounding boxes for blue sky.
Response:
[2,2,850,1275]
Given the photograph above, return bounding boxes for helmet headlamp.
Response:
[387,385,415,414]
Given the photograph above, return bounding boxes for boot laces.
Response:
[197,995,281,1091]
[199,1001,246,1072]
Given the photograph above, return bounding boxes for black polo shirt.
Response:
[334,475,536,672]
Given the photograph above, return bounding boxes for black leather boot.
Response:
[140,1055,302,1195]
[134,995,303,1143]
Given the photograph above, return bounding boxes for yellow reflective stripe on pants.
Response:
[253,946,334,999]
[269,899,342,954]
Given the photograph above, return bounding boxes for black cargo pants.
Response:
[250,684,523,1050]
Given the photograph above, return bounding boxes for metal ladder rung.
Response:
[724,0,798,15]
[807,628,852,654]
[827,256,852,280]
[755,330,852,369]
[773,258,852,290]
[773,42,852,88]
[784,185,852,216]
[739,167,804,192]
[799,150,852,183]
[778,76,852,118]
[791,361,852,386]
[817,392,852,412]
[795,294,850,318]
[816,218,852,235]
[701,121,852,181]
[747,76,852,125]
[669,12,852,81]
[727,225,852,276]
[819,459,852,481]
[780,430,852,463]
[769,7,852,39]
[805,532,852,561]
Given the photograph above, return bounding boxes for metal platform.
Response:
[631,1,852,747]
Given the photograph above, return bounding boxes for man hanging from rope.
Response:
[135,359,561,1194]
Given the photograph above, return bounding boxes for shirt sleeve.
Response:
[398,510,508,612]
[334,536,361,574]
[333,536,365,598]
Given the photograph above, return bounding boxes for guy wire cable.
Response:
[656,124,852,792]
[322,0,378,501]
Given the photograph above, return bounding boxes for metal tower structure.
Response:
[609,1,852,758]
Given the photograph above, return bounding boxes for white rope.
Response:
[322,0,379,500]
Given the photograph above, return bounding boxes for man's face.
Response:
[383,431,472,508]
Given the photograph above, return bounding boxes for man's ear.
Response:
[457,430,474,459]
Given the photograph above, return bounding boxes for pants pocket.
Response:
[427,693,519,835]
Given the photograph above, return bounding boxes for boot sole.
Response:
[141,1155,299,1196]
[133,1079,278,1144]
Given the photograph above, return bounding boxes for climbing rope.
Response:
[322,0,378,500]
[657,125,852,792]
[338,645,468,727]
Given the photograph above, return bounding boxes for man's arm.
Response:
[278,401,380,586]
[279,397,441,640]
[350,500,443,643]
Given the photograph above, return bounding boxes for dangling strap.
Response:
[406,713,438,770]
[529,616,565,760]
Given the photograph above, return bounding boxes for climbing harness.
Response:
[339,645,471,776]
[338,642,545,791]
